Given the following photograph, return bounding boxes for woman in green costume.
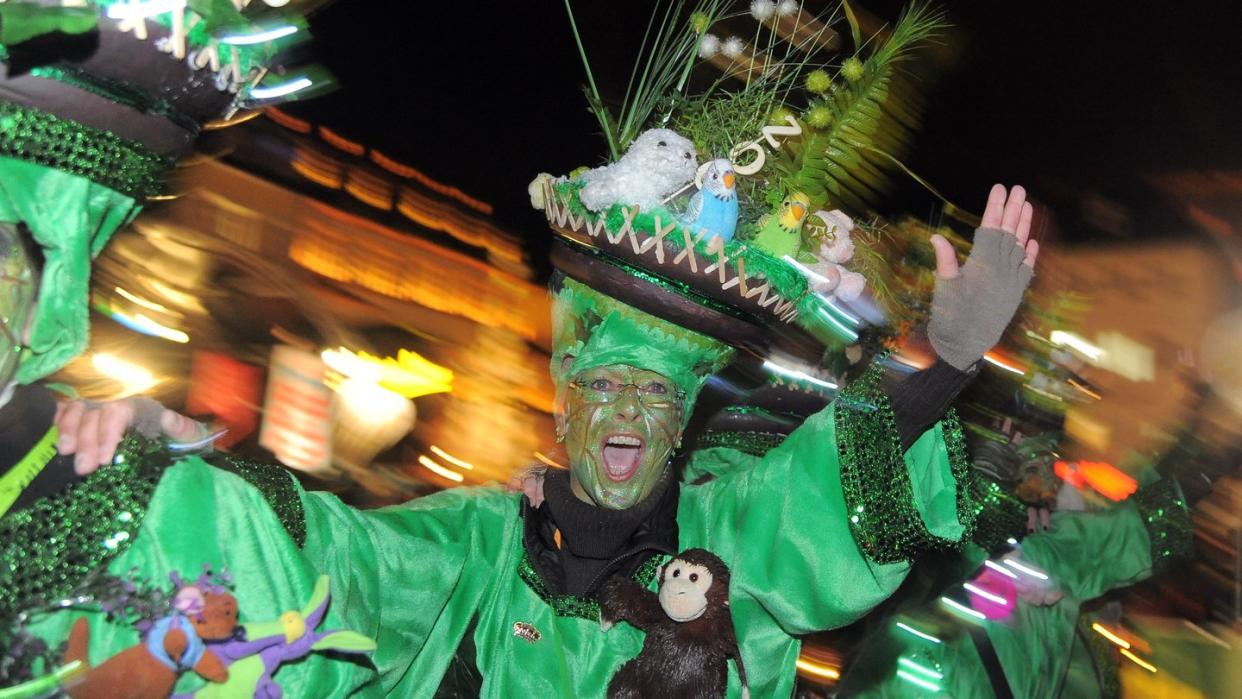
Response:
[45,183,1042,698]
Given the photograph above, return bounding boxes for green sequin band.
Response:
[834,360,979,564]
[1132,478,1193,576]
[0,435,166,622]
[30,65,196,133]
[969,477,1028,552]
[0,102,170,199]
[696,430,788,457]
[1077,613,1121,699]
[517,552,665,621]
[208,453,307,548]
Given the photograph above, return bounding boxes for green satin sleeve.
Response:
[298,484,520,696]
[679,399,969,637]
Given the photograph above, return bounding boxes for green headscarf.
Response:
[0,156,141,383]
[550,278,735,418]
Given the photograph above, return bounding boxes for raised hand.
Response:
[927,184,1040,370]
[55,397,205,475]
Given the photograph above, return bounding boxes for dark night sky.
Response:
[289,1,1242,241]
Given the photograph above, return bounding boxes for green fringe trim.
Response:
[207,453,307,548]
[695,430,788,457]
[0,103,169,198]
[969,477,1029,553]
[834,360,979,564]
[517,552,665,621]
[1132,478,1193,576]
[0,434,166,622]
[30,65,197,133]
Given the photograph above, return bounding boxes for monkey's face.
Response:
[658,559,714,622]
[559,364,682,510]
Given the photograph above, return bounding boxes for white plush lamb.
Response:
[577,129,698,213]
[807,210,866,301]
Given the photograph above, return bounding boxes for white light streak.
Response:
[1092,622,1131,649]
[898,657,944,680]
[964,582,1009,606]
[1006,537,1019,546]
[1002,558,1049,580]
[895,621,942,644]
[1120,649,1157,673]
[984,560,1019,579]
[115,286,170,313]
[984,353,1026,375]
[219,25,299,45]
[762,360,838,391]
[940,596,986,621]
[1182,620,1232,649]
[896,670,941,692]
[249,77,313,100]
[817,307,859,342]
[418,455,464,483]
[430,445,474,470]
[1050,330,1105,362]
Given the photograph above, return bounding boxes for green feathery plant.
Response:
[786,2,947,214]
[563,0,729,160]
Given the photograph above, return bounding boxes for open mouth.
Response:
[601,434,645,482]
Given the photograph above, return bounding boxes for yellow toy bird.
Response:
[749,192,811,259]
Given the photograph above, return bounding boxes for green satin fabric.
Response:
[300,403,963,698]
[855,501,1155,698]
[20,403,962,697]
[0,157,140,383]
[24,457,377,696]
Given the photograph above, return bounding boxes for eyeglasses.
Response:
[569,378,684,407]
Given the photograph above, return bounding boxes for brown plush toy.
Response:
[62,588,236,699]
[599,548,749,699]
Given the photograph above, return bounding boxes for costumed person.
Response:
[37,3,1044,696]
[0,3,380,698]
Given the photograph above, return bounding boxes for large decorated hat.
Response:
[536,2,949,435]
[0,0,331,383]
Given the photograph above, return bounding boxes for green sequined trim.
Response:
[208,453,307,548]
[696,430,788,457]
[1078,613,1121,699]
[517,552,666,620]
[30,65,197,133]
[0,103,170,199]
[1132,478,1193,576]
[834,360,979,564]
[969,477,1028,553]
[0,435,166,622]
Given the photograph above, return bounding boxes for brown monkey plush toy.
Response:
[599,548,748,699]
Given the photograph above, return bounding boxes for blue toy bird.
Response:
[681,158,739,242]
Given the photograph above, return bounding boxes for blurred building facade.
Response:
[73,109,555,496]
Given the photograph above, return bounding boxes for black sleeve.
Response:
[885,358,980,451]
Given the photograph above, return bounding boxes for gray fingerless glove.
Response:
[928,227,1033,370]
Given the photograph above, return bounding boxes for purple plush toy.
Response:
[176,575,374,699]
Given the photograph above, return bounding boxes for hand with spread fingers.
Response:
[928,184,1041,370]
[54,397,206,476]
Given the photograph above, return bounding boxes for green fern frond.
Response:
[786,3,946,214]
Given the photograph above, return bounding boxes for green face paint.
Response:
[560,364,682,510]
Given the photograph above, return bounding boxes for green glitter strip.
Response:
[968,477,1028,553]
[1131,478,1193,576]
[208,453,307,548]
[834,360,979,564]
[0,102,170,199]
[30,65,196,133]
[0,434,166,622]
[1077,613,1121,699]
[517,552,666,621]
[696,430,788,457]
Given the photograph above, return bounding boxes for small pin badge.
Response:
[513,621,541,643]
